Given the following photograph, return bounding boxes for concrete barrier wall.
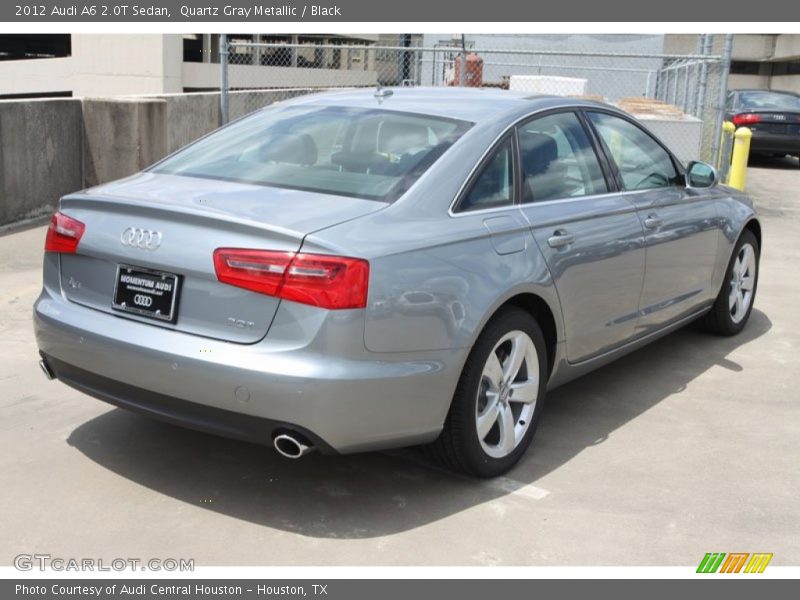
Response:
[0,99,83,225]
[159,93,219,155]
[0,88,321,227]
[82,98,168,187]
[155,88,319,154]
[226,88,318,121]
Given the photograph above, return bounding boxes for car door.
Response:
[516,110,647,363]
[585,110,720,336]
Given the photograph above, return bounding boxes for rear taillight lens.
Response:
[213,248,369,310]
[732,113,761,126]
[280,253,370,309]
[44,211,85,254]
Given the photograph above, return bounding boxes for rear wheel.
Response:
[428,307,547,477]
[697,229,759,336]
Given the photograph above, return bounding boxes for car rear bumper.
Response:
[40,353,336,452]
[750,132,800,154]
[34,286,465,454]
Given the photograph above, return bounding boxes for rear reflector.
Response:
[45,211,85,254]
[213,248,369,310]
[732,113,761,126]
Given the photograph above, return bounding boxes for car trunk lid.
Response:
[739,110,800,135]
[58,172,385,343]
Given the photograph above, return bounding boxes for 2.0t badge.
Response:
[121,227,162,250]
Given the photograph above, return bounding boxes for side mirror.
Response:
[686,161,719,189]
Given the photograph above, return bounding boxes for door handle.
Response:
[547,229,575,248]
[643,214,663,229]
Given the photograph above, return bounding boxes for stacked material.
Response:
[571,94,607,103]
[615,98,703,164]
[616,97,689,120]
[508,75,588,97]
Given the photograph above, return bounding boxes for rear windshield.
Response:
[152,104,472,201]
[738,91,800,111]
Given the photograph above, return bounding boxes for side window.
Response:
[587,112,680,191]
[518,111,608,203]
[457,137,514,212]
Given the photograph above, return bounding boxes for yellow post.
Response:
[728,127,752,191]
[718,121,736,171]
[609,129,623,166]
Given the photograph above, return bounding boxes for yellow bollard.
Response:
[609,129,623,166]
[728,127,752,191]
[718,121,736,172]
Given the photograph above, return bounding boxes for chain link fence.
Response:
[221,37,727,164]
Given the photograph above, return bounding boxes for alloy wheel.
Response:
[475,330,540,459]
[729,242,756,324]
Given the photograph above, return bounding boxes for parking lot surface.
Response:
[1,157,799,566]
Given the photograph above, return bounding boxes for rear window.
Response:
[152,105,472,202]
[738,91,800,111]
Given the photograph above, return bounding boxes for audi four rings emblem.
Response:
[120,227,162,250]
[133,294,153,308]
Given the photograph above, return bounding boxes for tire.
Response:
[427,307,548,478]
[697,229,759,336]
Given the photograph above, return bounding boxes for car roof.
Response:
[733,88,800,96]
[277,86,613,124]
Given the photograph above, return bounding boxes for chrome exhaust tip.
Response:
[39,359,55,381]
[273,433,314,459]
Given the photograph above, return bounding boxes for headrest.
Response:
[260,133,318,166]
[350,117,381,154]
[377,121,430,155]
[520,133,558,176]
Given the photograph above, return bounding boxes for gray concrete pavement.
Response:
[1,160,798,566]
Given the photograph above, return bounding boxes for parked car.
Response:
[34,88,761,477]
[725,89,800,164]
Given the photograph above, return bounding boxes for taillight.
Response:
[213,248,369,310]
[732,113,761,126]
[44,211,85,254]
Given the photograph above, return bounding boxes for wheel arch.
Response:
[489,292,559,379]
[744,218,762,250]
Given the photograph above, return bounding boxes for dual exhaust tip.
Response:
[273,433,314,459]
[41,356,314,460]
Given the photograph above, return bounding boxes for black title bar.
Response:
[3,0,799,22]
[4,579,797,600]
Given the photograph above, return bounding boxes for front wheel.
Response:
[697,229,759,336]
[427,307,548,477]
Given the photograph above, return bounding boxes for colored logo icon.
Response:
[697,552,773,573]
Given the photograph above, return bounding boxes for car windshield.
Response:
[152,104,472,202]
[738,91,800,111]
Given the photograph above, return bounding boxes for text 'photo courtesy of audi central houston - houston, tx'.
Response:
[34,87,761,477]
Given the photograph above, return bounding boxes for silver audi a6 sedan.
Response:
[34,88,761,477]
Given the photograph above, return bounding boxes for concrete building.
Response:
[3,34,797,101]
[664,34,800,93]
[0,34,385,98]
